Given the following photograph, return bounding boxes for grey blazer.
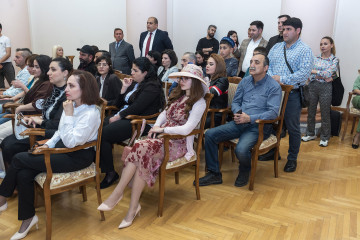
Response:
[109,40,135,75]
[236,37,268,76]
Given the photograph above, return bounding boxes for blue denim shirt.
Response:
[231,74,282,123]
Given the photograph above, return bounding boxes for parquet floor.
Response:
[1,130,360,239]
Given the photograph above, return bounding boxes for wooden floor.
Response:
[1,130,360,240]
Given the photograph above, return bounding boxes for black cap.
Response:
[283,17,302,30]
[76,45,95,56]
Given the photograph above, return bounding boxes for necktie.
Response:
[116,42,120,51]
[145,32,152,56]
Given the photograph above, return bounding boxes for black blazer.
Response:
[116,80,164,119]
[96,73,122,106]
[139,29,173,56]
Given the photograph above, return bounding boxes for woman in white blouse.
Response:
[157,49,178,83]
[98,64,207,229]
[0,70,101,240]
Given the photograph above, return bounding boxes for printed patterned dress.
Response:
[125,96,188,187]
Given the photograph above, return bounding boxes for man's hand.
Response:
[272,75,281,84]
[233,112,250,124]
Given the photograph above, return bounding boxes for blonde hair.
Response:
[52,45,64,59]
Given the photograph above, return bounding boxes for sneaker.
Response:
[301,135,316,142]
[234,171,250,187]
[196,172,222,186]
[0,171,5,179]
[319,140,328,147]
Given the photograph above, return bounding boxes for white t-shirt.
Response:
[0,35,11,63]
[242,38,261,72]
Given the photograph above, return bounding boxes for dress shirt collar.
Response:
[285,38,302,50]
[251,74,268,86]
[148,29,157,36]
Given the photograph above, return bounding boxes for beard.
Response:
[208,33,214,38]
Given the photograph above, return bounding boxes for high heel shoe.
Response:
[0,202,7,213]
[10,215,38,240]
[352,135,359,149]
[118,204,141,229]
[97,195,123,211]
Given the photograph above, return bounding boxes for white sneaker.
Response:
[319,140,328,147]
[0,171,5,179]
[301,135,316,142]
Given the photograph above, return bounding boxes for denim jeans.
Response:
[284,91,302,161]
[0,111,11,125]
[205,121,271,173]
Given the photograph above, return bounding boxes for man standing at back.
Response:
[196,25,219,60]
[139,17,173,57]
[109,28,135,75]
[236,21,268,77]
[0,23,15,88]
[267,17,313,173]
[266,15,291,54]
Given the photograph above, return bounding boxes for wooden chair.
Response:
[218,84,293,190]
[30,99,107,240]
[66,56,75,65]
[114,70,131,80]
[162,81,173,96]
[131,93,213,216]
[341,92,360,141]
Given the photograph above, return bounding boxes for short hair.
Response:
[52,57,73,77]
[253,46,267,56]
[220,39,234,48]
[95,55,114,74]
[16,48,32,58]
[278,14,291,20]
[322,36,336,55]
[283,17,302,30]
[96,50,111,59]
[209,53,227,80]
[162,49,178,67]
[25,54,38,67]
[147,50,161,67]
[183,52,196,64]
[227,30,239,45]
[91,45,99,54]
[149,17,158,25]
[208,25,217,30]
[71,70,101,105]
[195,51,206,59]
[250,21,264,30]
[252,53,269,67]
[114,28,123,34]
[34,55,52,82]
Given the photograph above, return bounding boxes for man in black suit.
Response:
[139,17,173,57]
[109,28,135,75]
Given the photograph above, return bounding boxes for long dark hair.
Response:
[227,30,239,46]
[52,57,73,77]
[35,55,52,82]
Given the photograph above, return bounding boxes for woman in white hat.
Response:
[97,64,208,229]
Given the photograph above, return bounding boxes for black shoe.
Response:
[284,160,297,172]
[196,172,222,186]
[258,150,281,161]
[100,172,119,189]
[234,172,250,187]
[280,129,287,138]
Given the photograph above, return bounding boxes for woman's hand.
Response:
[29,116,43,127]
[63,100,74,116]
[123,78,133,88]
[148,126,164,138]
[311,70,318,74]
[23,116,36,128]
[15,105,25,114]
[11,80,26,89]
[109,115,120,124]
[324,77,333,82]
[37,144,49,150]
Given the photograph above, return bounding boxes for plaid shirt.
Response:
[310,54,338,83]
[267,39,313,88]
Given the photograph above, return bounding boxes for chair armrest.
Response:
[105,106,119,111]
[255,117,281,124]
[158,129,202,140]
[126,112,160,120]
[0,88,8,91]
[3,114,14,119]
[32,141,96,155]
[3,102,21,109]
[19,128,45,137]
[207,107,232,114]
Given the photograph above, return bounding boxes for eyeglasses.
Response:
[97,63,108,67]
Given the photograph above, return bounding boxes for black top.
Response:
[266,34,284,54]
[116,80,165,119]
[78,61,97,76]
[196,37,219,58]
[209,77,229,109]
[96,73,122,106]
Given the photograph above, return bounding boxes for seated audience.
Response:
[227,30,240,60]
[195,51,206,75]
[205,53,229,128]
[95,56,122,106]
[52,45,64,59]
[0,70,101,240]
[157,49,178,83]
[351,70,360,148]
[99,57,165,189]
[146,50,161,70]
[220,37,239,77]
[77,45,97,76]
[243,46,267,78]
[198,53,281,187]
[302,37,338,147]
[94,50,111,63]
[97,64,208,229]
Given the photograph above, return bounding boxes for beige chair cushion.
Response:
[166,155,197,170]
[350,106,360,115]
[227,83,239,106]
[229,134,277,150]
[35,163,96,190]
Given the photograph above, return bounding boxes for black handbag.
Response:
[331,61,344,106]
[283,46,309,108]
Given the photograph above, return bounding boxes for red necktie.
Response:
[145,32,152,56]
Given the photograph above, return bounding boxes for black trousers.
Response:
[0,62,15,88]
[0,143,95,220]
[99,117,150,173]
[1,134,33,166]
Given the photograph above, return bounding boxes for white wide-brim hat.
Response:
[168,64,208,87]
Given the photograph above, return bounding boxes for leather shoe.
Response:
[234,171,249,187]
[100,172,119,189]
[284,160,297,172]
[258,150,281,161]
[196,172,222,186]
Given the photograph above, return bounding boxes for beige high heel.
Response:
[118,204,141,229]
[97,195,123,211]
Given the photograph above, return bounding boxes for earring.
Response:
[64,77,67,81]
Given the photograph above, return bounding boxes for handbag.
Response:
[283,45,309,108]
[120,119,147,162]
[331,60,344,106]
[14,113,32,140]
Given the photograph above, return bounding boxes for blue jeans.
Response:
[0,111,11,125]
[284,91,302,161]
[205,121,271,173]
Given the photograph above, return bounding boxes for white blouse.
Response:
[154,97,206,160]
[46,104,101,148]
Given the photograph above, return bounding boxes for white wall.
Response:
[27,0,126,67]
[333,0,359,107]
[170,0,282,61]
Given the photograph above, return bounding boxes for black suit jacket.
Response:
[139,29,173,56]
[96,73,122,106]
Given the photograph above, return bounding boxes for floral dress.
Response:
[125,96,188,187]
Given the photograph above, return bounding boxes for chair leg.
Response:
[95,175,105,221]
[341,112,350,141]
[195,160,200,200]
[44,191,52,240]
[174,172,179,184]
[274,147,279,178]
[158,170,165,217]
[230,145,235,162]
[351,116,357,134]
[80,185,87,202]
[218,143,224,169]
[249,151,258,191]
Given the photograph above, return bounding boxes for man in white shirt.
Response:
[139,17,173,57]
[236,21,268,77]
[0,23,15,88]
